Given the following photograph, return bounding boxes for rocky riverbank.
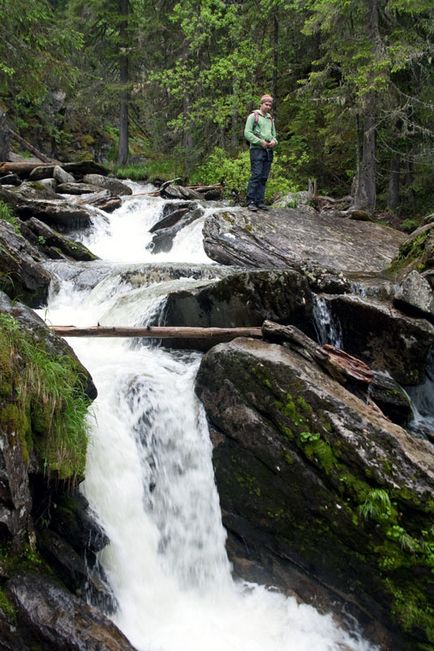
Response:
[0,162,432,649]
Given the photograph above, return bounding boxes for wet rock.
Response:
[38,178,58,192]
[0,173,20,186]
[195,337,434,648]
[161,201,195,219]
[0,220,51,306]
[53,166,75,185]
[56,182,102,195]
[47,490,108,555]
[7,572,135,651]
[29,161,109,181]
[369,371,412,426]
[150,204,196,233]
[203,208,405,273]
[160,183,202,200]
[393,270,434,323]
[326,294,434,385]
[388,222,434,277]
[82,174,132,196]
[37,530,114,611]
[19,217,98,262]
[0,186,94,231]
[161,269,314,350]
[148,206,204,254]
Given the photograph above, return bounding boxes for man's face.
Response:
[261,99,273,112]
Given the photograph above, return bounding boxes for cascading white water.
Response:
[40,186,375,651]
[312,295,344,348]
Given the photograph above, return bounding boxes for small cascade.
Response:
[406,349,434,441]
[38,184,376,651]
[312,295,343,348]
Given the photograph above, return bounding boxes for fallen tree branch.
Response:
[50,325,263,339]
[8,128,57,163]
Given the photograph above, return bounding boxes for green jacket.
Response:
[244,111,277,148]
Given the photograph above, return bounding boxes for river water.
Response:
[40,184,375,651]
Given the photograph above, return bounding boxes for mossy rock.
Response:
[196,338,434,648]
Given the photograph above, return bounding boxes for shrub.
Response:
[190,147,300,203]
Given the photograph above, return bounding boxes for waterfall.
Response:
[312,295,343,348]
[39,186,375,651]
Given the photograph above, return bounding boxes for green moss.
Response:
[0,587,16,621]
[388,227,432,276]
[0,313,90,479]
[386,580,434,640]
[235,471,261,497]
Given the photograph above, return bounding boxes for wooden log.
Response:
[50,325,263,339]
[262,320,373,385]
[0,161,53,175]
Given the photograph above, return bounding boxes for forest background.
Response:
[0,0,433,221]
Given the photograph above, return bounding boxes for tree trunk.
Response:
[353,110,376,212]
[272,11,279,116]
[0,112,10,161]
[353,0,381,213]
[118,0,129,166]
[387,154,401,209]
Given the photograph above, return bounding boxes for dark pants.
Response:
[246,147,273,205]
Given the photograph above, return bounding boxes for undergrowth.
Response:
[0,200,20,234]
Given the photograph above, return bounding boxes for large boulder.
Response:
[393,270,434,323]
[195,337,434,649]
[29,161,109,181]
[161,269,314,349]
[19,217,98,262]
[325,294,434,385]
[82,174,132,196]
[203,208,405,273]
[7,572,135,651]
[148,206,204,254]
[0,220,52,306]
[0,186,94,231]
[388,222,434,278]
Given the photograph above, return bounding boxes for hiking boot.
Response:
[257,203,269,211]
[247,203,258,212]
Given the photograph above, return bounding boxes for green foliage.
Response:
[190,147,299,202]
[0,201,20,234]
[0,313,90,479]
[359,488,396,523]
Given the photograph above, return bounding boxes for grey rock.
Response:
[161,269,314,350]
[0,186,94,231]
[203,208,405,273]
[195,337,434,648]
[53,166,75,185]
[38,178,58,192]
[148,206,204,253]
[394,270,434,322]
[7,572,135,651]
[0,220,51,306]
[82,174,132,196]
[30,161,109,181]
[326,294,434,385]
[0,173,20,186]
[19,217,98,262]
[56,182,103,195]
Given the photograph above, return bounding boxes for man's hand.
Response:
[268,139,277,148]
[260,140,269,148]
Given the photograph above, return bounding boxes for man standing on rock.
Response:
[244,95,277,211]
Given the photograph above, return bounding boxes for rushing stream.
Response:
[39,184,375,651]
